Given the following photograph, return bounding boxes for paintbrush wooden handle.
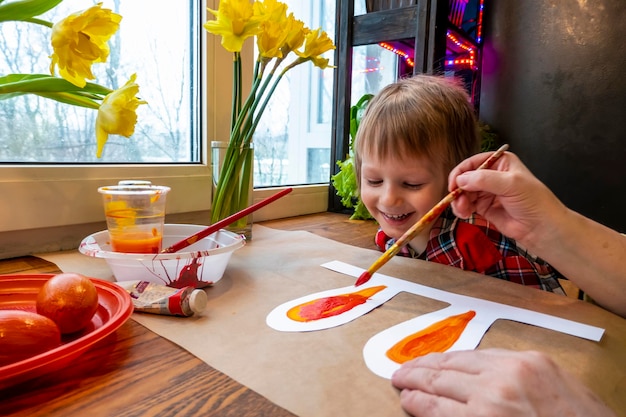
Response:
[161,188,293,253]
[356,144,509,285]
[365,188,462,275]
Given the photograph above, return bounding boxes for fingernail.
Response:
[457,173,470,186]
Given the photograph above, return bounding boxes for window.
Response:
[0,0,336,257]
[0,0,199,162]
[0,0,210,258]
[253,0,336,187]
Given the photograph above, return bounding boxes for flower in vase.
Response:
[204,0,336,226]
[205,0,261,53]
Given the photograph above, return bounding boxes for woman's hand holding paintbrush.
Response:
[354,144,510,287]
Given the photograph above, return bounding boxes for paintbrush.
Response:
[161,187,293,253]
[354,144,510,286]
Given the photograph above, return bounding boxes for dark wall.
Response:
[479,0,625,232]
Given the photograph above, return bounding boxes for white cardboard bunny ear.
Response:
[266,282,398,332]
[363,305,493,379]
[266,260,604,378]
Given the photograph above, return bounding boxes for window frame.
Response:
[2,0,492,255]
[0,0,330,258]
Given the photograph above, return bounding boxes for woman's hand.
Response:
[391,349,616,417]
[448,151,568,251]
[448,151,626,317]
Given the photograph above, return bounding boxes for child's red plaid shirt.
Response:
[375,207,565,294]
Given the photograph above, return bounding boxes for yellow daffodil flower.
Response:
[294,28,336,69]
[95,74,147,158]
[257,19,289,60]
[49,3,122,88]
[280,14,307,57]
[253,0,288,21]
[205,0,261,53]
[205,0,336,226]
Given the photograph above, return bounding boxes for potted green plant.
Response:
[331,93,374,220]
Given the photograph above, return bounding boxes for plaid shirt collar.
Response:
[374,207,565,293]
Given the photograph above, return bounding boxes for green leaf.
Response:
[331,157,357,207]
[331,158,373,220]
[34,91,100,109]
[350,200,373,220]
[349,93,373,143]
[0,74,112,96]
[333,92,374,218]
[0,0,63,22]
[479,121,499,151]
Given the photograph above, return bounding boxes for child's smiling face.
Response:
[359,150,448,250]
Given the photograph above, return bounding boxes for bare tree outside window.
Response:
[252,0,336,187]
[0,0,199,163]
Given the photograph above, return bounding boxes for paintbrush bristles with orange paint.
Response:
[354,144,510,287]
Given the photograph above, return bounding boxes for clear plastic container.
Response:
[98,182,171,254]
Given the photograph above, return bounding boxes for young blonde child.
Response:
[354,74,564,293]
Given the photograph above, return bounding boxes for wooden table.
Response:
[0,262,297,417]
[0,213,374,417]
[0,213,624,416]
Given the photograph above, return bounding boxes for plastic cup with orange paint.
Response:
[98,181,170,254]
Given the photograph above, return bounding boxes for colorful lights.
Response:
[476,0,485,44]
[449,0,469,28]
[446,0,484,70]
[446,58,475,67]
[376,35,477,71]
[379,42,414,68]
[446,30,477,70]
[447,31,475,53]
[364,0,485,73]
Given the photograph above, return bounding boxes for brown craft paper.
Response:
[38,225,626,416]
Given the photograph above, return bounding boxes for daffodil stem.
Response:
[0,75,110,108]
[231,52,241,132]
[210,143,253,225]
[211,54,260,223]
[239,65,278,147]
[210,58,310,226]
[244,68,288,144]
[211,63,282,223]
[34,92,100,109]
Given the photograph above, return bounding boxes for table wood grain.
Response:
[0,214,377,417]
[0,256,296,416]
[0,213,621,416]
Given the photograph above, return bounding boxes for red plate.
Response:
[0,274,133,389]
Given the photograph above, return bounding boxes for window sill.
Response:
[0,184,329,259]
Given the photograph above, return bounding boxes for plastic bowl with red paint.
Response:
[79,224,245,288]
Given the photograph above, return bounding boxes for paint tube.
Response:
[116,281,207,317]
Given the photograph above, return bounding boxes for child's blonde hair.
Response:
[354,74,480,185]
